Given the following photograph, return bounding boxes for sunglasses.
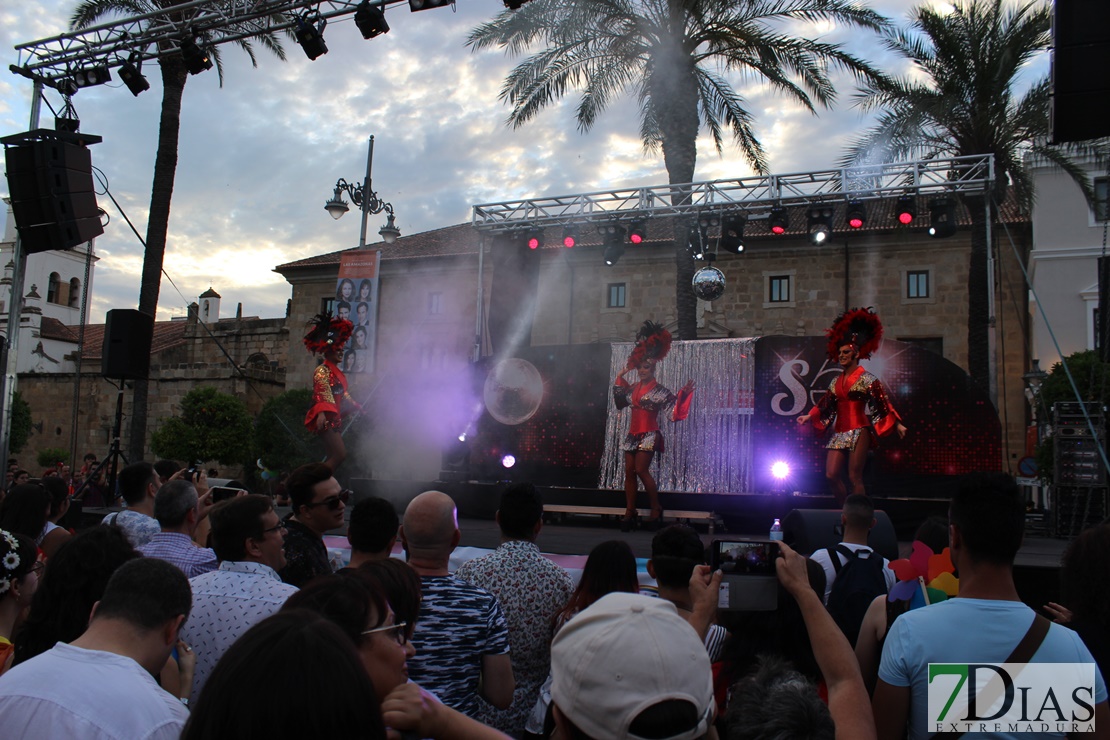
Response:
[303,488,351,511]
[361,622,409,646]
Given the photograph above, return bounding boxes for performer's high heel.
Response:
[619,510,639,532]
[644,507,665,531]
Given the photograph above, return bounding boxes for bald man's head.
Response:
[402,491,459,561]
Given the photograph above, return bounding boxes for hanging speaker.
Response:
[101,309,154,380]
[1051,0,1110,143]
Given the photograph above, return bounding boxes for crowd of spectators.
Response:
[0,464,1105,740]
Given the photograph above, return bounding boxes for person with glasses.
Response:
[284,570,511,740]
[279,463,348,588]
[181,495,298,699]
[0,529,41,675]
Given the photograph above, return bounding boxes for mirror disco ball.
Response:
[691,266,726,301]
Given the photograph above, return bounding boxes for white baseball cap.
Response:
[551,592,715,740]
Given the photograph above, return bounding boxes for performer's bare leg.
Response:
[322,429,346,472]
[825,449,848,505]
[635,450,662,521]
[623,451,639,517]
[847,431,871,497]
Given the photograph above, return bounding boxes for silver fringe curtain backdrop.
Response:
[599,338,756,494]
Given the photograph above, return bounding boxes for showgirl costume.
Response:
[303,312,358,433]
[613,322,693,453]
[804,308,901,450]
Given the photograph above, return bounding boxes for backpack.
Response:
[825,544,888,647]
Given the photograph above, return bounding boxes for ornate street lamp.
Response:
[324,135,399,246]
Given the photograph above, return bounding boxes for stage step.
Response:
[543,504,723,534]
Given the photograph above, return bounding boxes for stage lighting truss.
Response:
[896,195,916,225]
[928,197,958,238]
[720,216,746,254]
[806,206,833,245]
[179,35,212,75]
[354,0,390,38]
[846,201,866,229]
[294,12,328,60]
[769,206,788,235]
[117,53,149,96]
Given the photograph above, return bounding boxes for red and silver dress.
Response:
[804,365,901,450]
[613,377,693,453]
[304,360,354,433]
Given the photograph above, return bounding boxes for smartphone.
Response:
[209,486,241,503]
[711,539,779,576]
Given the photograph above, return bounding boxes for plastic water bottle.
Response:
[769,518,784,541]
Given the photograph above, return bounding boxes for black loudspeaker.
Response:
[1051,0,1110,143]
[782,508,898,562]
[4,133,103,253]
[101,309,154,380]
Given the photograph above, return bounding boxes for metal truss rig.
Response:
[471,154,996,234]
[11,0,411,88]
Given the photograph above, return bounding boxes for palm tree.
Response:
[841,0,1104,397]
[468,0,889,340]
[70,2,287,461]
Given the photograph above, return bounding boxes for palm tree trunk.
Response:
[654,6,701,340]
[128,56,187,463]
[963,193,991,397]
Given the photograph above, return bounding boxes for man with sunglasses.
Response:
[279,463,347,588]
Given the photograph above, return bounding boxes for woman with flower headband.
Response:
[796,308,906,503]
[304,312,362,472]
[0,529,41,674]
[613,321,694,531]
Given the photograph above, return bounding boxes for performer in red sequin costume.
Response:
[303,312,361,471]
[796,308,906,502]
[613,321,694,531]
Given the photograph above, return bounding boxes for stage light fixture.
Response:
[70,65,111,89]
[457,432,467,442]
[409,0,453,11]
[501,454,516,469]
[928,197,958,238]
[807,207,833,245]
[562,226,578,248]
[771,461,791,480]
[504,0,532,8]
[180,36,213,75]
[628,220,646,245]
[294,13,329,60]
[846,201,866,229]
[118,55,150,96]
[604,243,625,266]
[769,206,788,235]
[600,223,626,265]
[720,216,746,254]
[895,195,916,225]
[526,228,544,250]
[355,0,390,38]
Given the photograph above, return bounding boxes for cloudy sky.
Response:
[0,0,1045,324]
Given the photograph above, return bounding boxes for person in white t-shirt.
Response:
[809,494,896,604]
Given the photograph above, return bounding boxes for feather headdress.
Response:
[825,307,883,361]
[626,320,673,369]
[303,311,353,355]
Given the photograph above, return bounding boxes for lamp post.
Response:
[324,135,400,247]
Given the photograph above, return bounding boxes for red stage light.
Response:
[629,233,643,244]
[563,235,575,248]
[849,216,864,228]
[896,195,915,225]
[771,224,785,235]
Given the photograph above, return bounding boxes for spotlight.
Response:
[928,197,957,238]
[180,36,213,75]
[501,454,516,468]
[720,216,745,254]
[118,55,149,96]
[526,228,544,250]
[294,13,328,60]
[604,244,625,266]
[504,0,532,8]
[807,207,833,245]
[409,0,453,11]
[597,222,624,241]
[769,206,788,235]
[354,0,390,38]
[601,223,626,265]
[562,225,578,248]
[895,195,916,225]
[71,65,111,89]
[771,461,791,480]
[846,201,866,229]
[457,432,467,442]
[628,220,646,245]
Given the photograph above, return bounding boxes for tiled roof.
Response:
[274,192,1030,272]
[65,319,189,361]
[39,317,77,342]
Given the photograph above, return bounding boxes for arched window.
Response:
[68,278,81,308]
[46,273,60,304]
